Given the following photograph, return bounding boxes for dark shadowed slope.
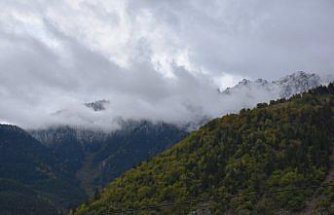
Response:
[0,125,86,215]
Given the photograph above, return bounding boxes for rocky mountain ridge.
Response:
[222,71,332,99]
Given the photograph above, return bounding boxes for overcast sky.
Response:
[0,0,333,129]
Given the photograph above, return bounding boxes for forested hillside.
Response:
[73,83,334,215]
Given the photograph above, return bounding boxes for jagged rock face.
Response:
[275,71,321,97]
[223,78,272,95]
[222,71,331,99]
[84,99,110,111]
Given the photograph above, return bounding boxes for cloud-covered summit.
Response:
[39,71,332,130]
[0,0,333,129]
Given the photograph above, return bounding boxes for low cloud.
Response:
[0,0,333,129]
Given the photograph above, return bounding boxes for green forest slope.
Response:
[73,83,334,215]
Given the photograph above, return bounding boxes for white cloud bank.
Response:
[0,0,333,129]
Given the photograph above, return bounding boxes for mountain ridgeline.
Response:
[74,83,334,215]
[221,71,330,98]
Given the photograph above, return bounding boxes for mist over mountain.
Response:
[73,83,334,215]
[84,100,110,112]
[219,71,333,113]
[222,71,327,97]
[1,1,334,214]
[1,77,332,215]
[24,71,330,208]
[34,71,332,131]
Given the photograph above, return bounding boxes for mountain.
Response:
[222,71,332,99]
[84,100,110,112]
[2,72,332,214]
[30,121,187,197]
[0,125,86,215]
[274,71,323,97]
[73,83,334,215]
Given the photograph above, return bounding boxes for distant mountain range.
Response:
[222,71,332,99]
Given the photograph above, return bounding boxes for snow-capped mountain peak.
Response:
[274,71,321,98]
[222,71,331,99]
